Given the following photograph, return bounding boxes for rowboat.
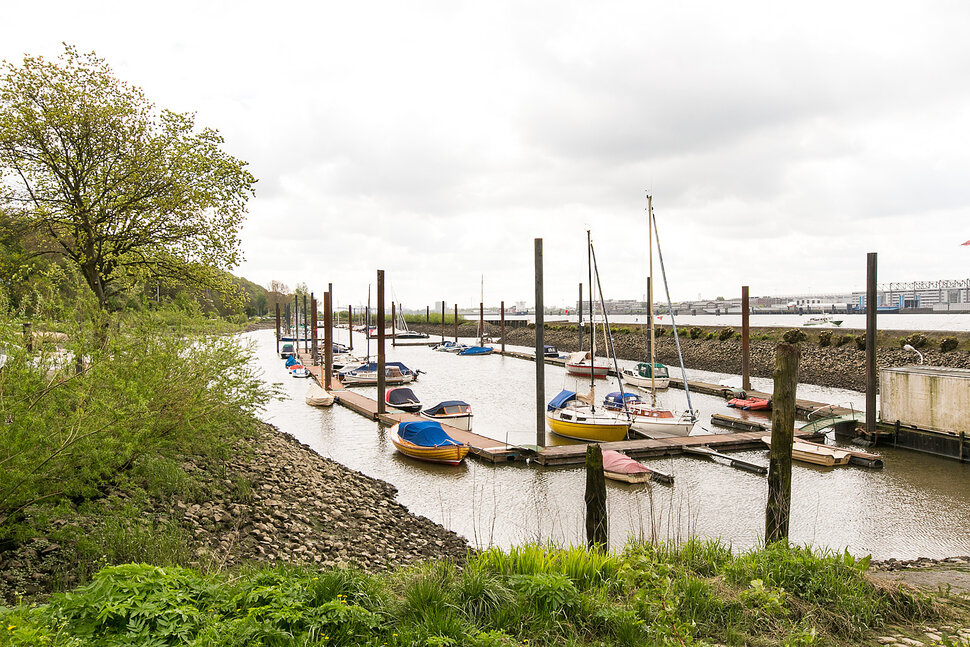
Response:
[602,450,654,484]
[386,387,422,413]
[621,362,670,389]
[390,421,470,465]
[289,365,311,378]
[727,396,771,411]
[546,390,630,442]
[420,400,474,431]
[433,341,466,352]
[305,381,335,406]
[760,436,852,467]
[338,362,417,386]
[564,351,611,378]
[602,392,694,437]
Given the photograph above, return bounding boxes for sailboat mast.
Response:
[587,230,595,410]
[648,193,656,407]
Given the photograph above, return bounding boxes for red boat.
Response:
[727,396,772,411]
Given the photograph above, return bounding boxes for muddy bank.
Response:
[0,422,468,604]
[411,322,970,392]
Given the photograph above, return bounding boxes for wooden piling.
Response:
[303,293,309,353]
[742,285,750,392]
[274,303,281,354]
[441,300,446,343]
[324,291,333,389]
[578,283,583,350]
[377,271,386,414]
[500,301,505,354]
[454,304,458,342]
[535,238,545,448]
[866,253,877,437]
[765,342,800,544]
[585,444,607,549]
[391,301,396,347]
[479,302,484,346]
[426,305,430,323]
[311,296,318,365]
[348,306,353,350]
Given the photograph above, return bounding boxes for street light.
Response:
[902,344,924,365]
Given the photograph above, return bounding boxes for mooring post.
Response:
[578,283,583,350]
[324,291,333,390]
[500,301,505,354]
[742,285,751,392]
[426,305,429,323]
[441,300,446,343]
[275,303,281,354]
[585,444,607,549]
[348,306,353,350]
[391,301,396,347]
[479,301,484,346]
[866,252,877,438]
[311,295,319,365]
[454,304,458,343]
[377,271,386,415]
[535,238,545,447]
[328,282,333,347]
[303,293,309,354]
[765,342,800,544]
[293,294,299,338]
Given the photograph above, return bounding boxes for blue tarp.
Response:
[547,389,576,411]
[285,356,299,367]
[398,421,459,447]
[458,346,492,355]
[604,392,642,408]
[423,400,470,415]
[340,361,414,375]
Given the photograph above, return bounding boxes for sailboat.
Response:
[394,302,429,338]
[619,195,695,437]
[546,232,631,442]
[460,275,493,355]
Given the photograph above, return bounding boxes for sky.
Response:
[4,1,970,308]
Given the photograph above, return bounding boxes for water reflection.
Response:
[248,328,970,559]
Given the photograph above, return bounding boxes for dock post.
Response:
[391,301,396,347]
[500,301,505,354]
[311,295,319,365]
[765,342,800,544]
[866,253,877,438]
[324,291,333,390]
[303,293,309,353]
[441,300,445,343]
[535,238,545,447]
[377,271,386,415]
[742,285,751,392]
[426,305,429,323]
[578,283,583,351]
[348,306,353,350]
[293,294,299,339]
[454,304,458,342]
[274,303,281,354]
[479,301,484,346]
[328,282,333,347]
[585,444,607,549]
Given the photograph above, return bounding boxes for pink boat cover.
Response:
[602,450,652,475]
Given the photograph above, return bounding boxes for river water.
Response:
[248,328,970,559]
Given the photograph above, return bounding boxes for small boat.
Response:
[305,381,335,406]
[546,390,630,442]
[433,341,467,353]
[602,450,654,484]
[390,421,469,465]
[621,362,670,390]
[420,400,474,431]
[564,351,611,378]
[802,316,844,327]
[331,353,363,371]
[289,365,311,378]
[458,346,493,356]
[284,355,301,368]
[396,330,430,339]
[601,391,694,437]
[386,387,422,413]
[280,342,295,358]
[727,396,771,411]
[761,436,852,467]
[543,345,561,357]
[338,362,418,386]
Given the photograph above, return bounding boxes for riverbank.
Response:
[0,421,468,605]
[411,322,970,391]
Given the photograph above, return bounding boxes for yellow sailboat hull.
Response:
[546,413,630,442]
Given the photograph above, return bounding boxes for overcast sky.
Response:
[5,1,970,308]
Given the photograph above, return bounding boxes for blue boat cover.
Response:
[423,400,470,415]
[604,392,643,408]
[398,421,459,447]
[547,389,576,411]
[459,346,492,355]
[341,361,414,375]
[285,356,299,367]
[388,388,419,405]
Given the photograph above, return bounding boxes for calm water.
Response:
[248,328,970,559]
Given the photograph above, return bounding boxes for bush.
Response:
[905,332,928,349]
[705,332,716,340]
[678,328,690,338]
[855,333,866,350]
[835,334,854,347]
[718,327,735,341]
[783,329,807,344]
[818,330,833,347]
[689,327,703,339]
[940,337,959,352]
[654,326,667,337]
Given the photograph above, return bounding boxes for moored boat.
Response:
[602,449,654,484]
[305,381,335,406]
[420,400,474,431]
[727,396,771,411]
[386,387,422,413]
[802,316,844,327]
[602,391,693,437]
[390,421,469,465]
[289,365,311,378]
[279,342,295,358]
[564,351,611,378]
[760,436,852,466]
[546,389,630,442]
[433,341,467,353]
[621,362,670,390]
[458,345,493,356]
[338,362,418,386]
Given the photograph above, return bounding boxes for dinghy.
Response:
[386,387,422,413]
[305,381,335,406]
[420,400,474,431]
[602,450,654,484]
[390,421,469,465]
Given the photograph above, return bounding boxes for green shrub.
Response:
[654,326,667,337]
[783,329,807,344]
[818,330,833,347]
[835,334,854,347]
[705,332,716,340]
[854,333,866,350]
[718,327,735,341]
[689,327,703,339]
[905,332,928,349]
[940,337,959,352]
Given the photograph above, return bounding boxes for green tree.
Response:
[0,45,256,309]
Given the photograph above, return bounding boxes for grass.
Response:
[2,539,963,646]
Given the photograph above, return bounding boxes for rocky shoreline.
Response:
[411,322,970,392]
[0,422,468,604]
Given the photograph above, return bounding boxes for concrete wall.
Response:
[879,366,970,435]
